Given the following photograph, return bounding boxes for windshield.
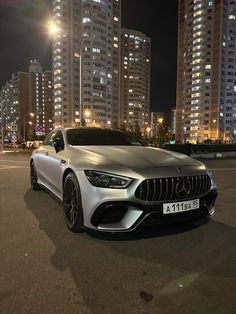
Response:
[66,128,145,146]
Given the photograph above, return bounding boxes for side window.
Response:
[43,132,55,146]
[53,130,65,150]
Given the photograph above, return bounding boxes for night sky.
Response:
[0,0,178,118]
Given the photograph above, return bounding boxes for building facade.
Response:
[52,0,121,128]
[120,28,151,132]
[0,60,53,143]
[170,107,176,136]
[176,0,236,143]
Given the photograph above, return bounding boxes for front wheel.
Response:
[30,161,42,190]
[63,172,84,233]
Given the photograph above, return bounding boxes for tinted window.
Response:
[43,131,64,148]
[43,132,55,146]
[66,128,144,146]
[54,130,65,149]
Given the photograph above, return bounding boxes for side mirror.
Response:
[53,138,64,153]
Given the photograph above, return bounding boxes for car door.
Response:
[34,131,56,186]
[36,130,66,197]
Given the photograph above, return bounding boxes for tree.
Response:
[157,125,170,146]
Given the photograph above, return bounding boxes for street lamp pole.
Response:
[23,116,26,144]
[158,118,163,147]
[183,126,187,144]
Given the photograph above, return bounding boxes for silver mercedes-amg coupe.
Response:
[30,127,218,233]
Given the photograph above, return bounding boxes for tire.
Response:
[30,161,42,191]
[63,172,84,233]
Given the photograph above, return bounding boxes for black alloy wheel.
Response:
[30,162,42,190]
[63,172,84,233]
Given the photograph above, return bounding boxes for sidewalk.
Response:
[191,151,236,160]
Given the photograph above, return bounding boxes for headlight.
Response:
[84,170,134,189]
[200,162,212,178]
[206,167,213,179]
[201,163,216,189]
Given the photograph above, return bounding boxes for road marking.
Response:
[0,165,28,170]
[0,159,28,163]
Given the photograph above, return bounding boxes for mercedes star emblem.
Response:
[176,179,191,199]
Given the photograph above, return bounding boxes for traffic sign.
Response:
[35,124,43,132]
[11,134,17,141]
[11,125,17,132]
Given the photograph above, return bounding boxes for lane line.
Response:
[0,165,28,170]
[0,159,28,164]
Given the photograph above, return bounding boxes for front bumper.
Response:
[88,189,218,232]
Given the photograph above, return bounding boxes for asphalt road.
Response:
[0,153,236,314]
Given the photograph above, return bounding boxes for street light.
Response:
[156,118,163,147]
[146,127,151,141]
[47,19,60,36]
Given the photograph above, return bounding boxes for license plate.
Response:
[163,199,200,215]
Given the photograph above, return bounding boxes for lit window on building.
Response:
[193,45,201,51]
[192,79,201,84]
[191,92,201,98]
[82,17,91,23]
[193,31,202,38]
[192,59,202,64]
[194,10,203,17]
[193,52,201,58]
[193,17,202,24]
[194,3,202,10]
[192,72,201,78]
[93,48,101,53]
[193,65,201,71]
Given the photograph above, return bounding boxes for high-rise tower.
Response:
[120,28,151,132]
[52,0,121,128]
[176,0,236,143]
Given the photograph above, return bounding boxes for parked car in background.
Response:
[30,127,218,233]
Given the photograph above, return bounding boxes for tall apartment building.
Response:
[52,0,121,128]
[120,28,151,132]
[170,107,176,136]
[0,73,20,135]
[0,60,53,142]
[176,0,236,143]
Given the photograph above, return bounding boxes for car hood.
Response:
[69,145,203,172]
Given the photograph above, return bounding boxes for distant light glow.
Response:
[47,19,60,35]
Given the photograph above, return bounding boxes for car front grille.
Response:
[135,175,211,202]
